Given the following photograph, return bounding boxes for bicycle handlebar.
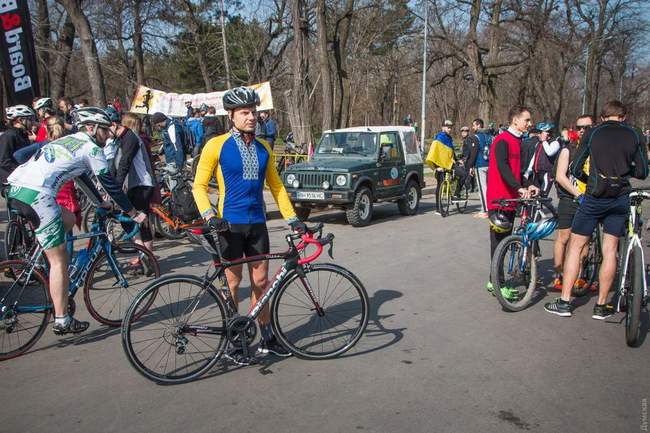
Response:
[95,208,140,241]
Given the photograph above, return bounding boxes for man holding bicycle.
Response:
[545,101,648,319]
[193,87,306,365]
[485,106,539,293]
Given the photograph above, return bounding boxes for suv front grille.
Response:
[297,173,333,188]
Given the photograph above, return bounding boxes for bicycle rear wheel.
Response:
[491,235,538,312]
[625,245,643,347]
[271,263,369,359]
[0,260,51,361]
[4,221,33,261]
[84,243,161,327]
[455,182,469,214]
[121,275,228,384]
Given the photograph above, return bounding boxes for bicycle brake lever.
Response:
[327,243,334,259]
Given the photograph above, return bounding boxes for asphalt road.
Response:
[1,192,649,433]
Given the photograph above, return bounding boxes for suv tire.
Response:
[398,180,420,216]
[346,187,373,227]
[295,206,311,221]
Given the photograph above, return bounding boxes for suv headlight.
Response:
[286,174,296,186]
[335,175,347,186]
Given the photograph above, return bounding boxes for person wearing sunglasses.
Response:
[6,107,146,335]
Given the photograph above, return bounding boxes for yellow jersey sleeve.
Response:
[259,139,297,221]
[192,134,227,219]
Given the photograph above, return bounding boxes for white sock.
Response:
[54,315,71,327]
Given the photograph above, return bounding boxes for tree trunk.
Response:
[316,0,333,131]
[50,15,75,100]
[61,0,107,106]
[133,0,146,85]
[288,0,312,146]
[36,0,51,95]
[333,0,354,128]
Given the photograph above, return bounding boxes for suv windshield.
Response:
[315,132,378,158]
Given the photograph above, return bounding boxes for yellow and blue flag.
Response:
[425,132,455,170]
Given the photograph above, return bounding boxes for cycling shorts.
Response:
[218,223,270,261]
[7,186,65,250]
[571,194,629,237]
[557,197,579,230]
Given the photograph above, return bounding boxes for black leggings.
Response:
[124,186,154,242]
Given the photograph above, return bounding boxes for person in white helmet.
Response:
[7,107,147,335]
[0,105,36,185]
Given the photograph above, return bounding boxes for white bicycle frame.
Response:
[615,191,649,312]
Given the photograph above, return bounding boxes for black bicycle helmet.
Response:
[488,210,513,234]
[222,87,260,111]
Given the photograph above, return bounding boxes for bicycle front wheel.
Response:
[84,243,161,326]
[0,260,51,361]
[121,275,228,384]
[439,179,451,217]
[271,263,369,359]
[625,245,643,347]
[573,227,602,297]
[153,198,185,240]
[491,235,538,312]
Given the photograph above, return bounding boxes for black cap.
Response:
[151,112,167,124]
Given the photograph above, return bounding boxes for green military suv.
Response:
[283,126,425,227]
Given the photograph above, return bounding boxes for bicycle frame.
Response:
[178,227,332,336]
[1,211,137,315]
[615,193,648,312]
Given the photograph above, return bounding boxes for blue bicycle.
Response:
[490,197,558,312]
[0,208,160,361]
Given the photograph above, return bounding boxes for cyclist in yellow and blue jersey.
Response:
[192,86,306,365]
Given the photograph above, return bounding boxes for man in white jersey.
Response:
[7,107,146,335]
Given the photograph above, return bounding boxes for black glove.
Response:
[289,219,307,234]
[208,216,229,232]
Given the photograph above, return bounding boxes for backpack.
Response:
[180,121,195,155]
[171,119,194,155]
[477,132,492,163]
[171,178,200,222]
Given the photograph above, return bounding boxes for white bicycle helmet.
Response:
[222,87,260,110]
[72,107,112,128]
[6,105,36,120]
[34,97,53,110]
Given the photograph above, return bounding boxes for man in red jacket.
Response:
[486,106,539,294]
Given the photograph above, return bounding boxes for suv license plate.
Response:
[297,191,325,200]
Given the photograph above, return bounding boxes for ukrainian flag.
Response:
[425,132,455,170]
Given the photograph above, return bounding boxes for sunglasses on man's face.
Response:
[576,125,591,130]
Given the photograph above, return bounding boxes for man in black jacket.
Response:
[0,105,36,185]
[545,101,648,319]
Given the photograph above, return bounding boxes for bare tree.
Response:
[316,0,333,131]
[286,0,313,145]
[59,0,107,106]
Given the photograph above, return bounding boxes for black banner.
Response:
[0,0,40,106]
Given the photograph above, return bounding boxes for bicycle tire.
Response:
[153,198,185,240]
[0,260,51,361]
[121,275,228,384]
[271,263,369,359]
[625,245,643,347]
[491,235,538,312]
[439,179,451,217]
[84,243,161,327]
[455,182,469,214]
[4,220,31,261]
[573,227,602,297]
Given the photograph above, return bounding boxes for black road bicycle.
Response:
[121,223,369,384]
